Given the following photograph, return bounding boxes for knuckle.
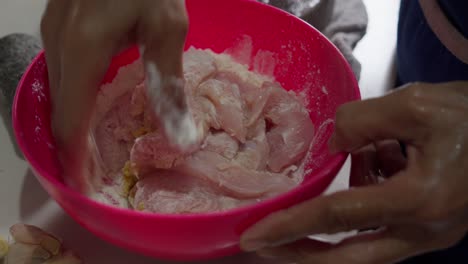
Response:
[275,208,301,238]
[254,210,297,245]
[402,84,433,124]
[323,202,354,233]
[163,12,189,36]
[413,186,451,222]
[418,201,450,222]
[401,83,465,130]
[169,9,188,30]
[148,1,188,37]
[73,18,105,44]
[175,16,189,36]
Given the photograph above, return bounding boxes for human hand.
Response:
[240,82,468,263]
[40,0,188,191]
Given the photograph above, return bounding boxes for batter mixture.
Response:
[89,47,315,214]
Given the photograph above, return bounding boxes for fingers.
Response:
[139,0,188,76]
[50,0,140,143]
[53,6,123,191]
[240,175,418,252]
[349,144,379,188]
[54,10,117,142]
[350,140,408,188]
[329,85,432,153]
[138,0,197,147]
[40,0,71,100]
[140,24,187,113]
[43,0,192,190]
[255,229,419,264]
[375,140,407,176]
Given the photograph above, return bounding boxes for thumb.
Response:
[240,174,418,251]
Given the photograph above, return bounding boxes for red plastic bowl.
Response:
[13,0,360,261]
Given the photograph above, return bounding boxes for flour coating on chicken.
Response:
[90,47,315,214]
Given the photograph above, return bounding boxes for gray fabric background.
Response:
[0,34,41,158]
[262,0,368,79]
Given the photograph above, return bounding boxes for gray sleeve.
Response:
[260,0,368,80]
[0,33,42,159]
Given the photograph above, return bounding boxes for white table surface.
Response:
[0,0,400,263]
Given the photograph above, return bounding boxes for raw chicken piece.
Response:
[183,47,217,92]
[214,53,268,88]
[183,49,221,140]
[234,138,269,171]
[202,132,239,159]
[178,150,297,199]
[216,71,271,127]
[92,66,150,175]
[94,60,145,123]
[263,82,315,173]
[246,115,267,139]
[234,120,270,171]
[198,78,247,142]
[93,121,129,174]
[245,88,271,127]
[129,83,148,117]
[130,131,184,176]
[94,80,164,175]
[91,47,315,214]
[131,171,242,213]
[93,93,142,173]
[187,95,219,138]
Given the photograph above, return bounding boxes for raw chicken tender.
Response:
[130,131,183,174]
[91,47,315,214]
[203,132,239,159]
[198,78,247,142]
[131,171,245,214]
[263,82,315,172]
[178,150,297,199]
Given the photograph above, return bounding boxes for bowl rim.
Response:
[12,0,360,220]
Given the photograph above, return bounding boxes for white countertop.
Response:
[0,0,400,263]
